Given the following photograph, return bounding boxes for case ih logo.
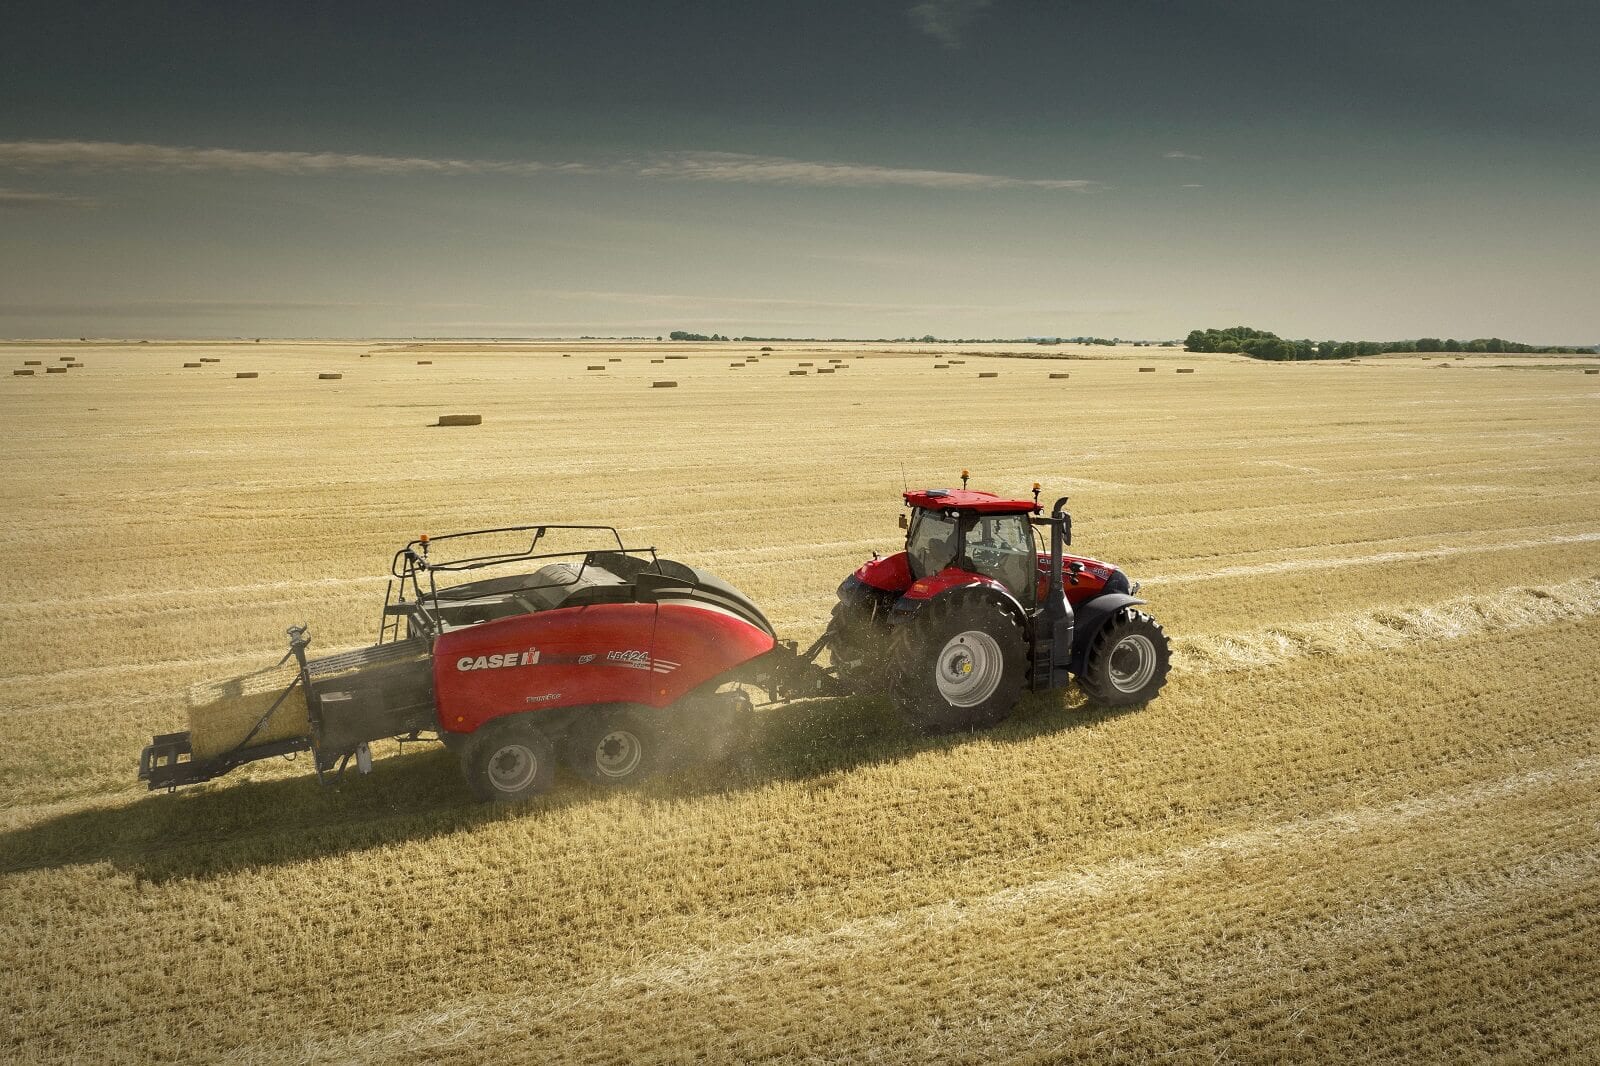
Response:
[456,648,540,672]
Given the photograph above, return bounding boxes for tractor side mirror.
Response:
[898,513,908,530]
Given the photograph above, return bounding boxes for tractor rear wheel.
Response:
[828,600,887,695]
[887,597,1027,733]
[564,707,665,787]
[461,716,557,803]
[1077,609,1171,707]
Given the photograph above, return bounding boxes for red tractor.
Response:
[824,478,1170,731]
[138,481,1168,803]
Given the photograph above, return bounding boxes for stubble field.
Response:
[2,338,1598,1063]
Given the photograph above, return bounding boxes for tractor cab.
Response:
[901,489,1041,605]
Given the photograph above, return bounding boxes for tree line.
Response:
[1184,325,1591,359]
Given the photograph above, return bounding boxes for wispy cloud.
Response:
[909,0,995,49]
[0,186,97,209]
[0,140,1093,193]
[1164,150,1204,161]
[634,151,1091,190]
[0,140,585,177]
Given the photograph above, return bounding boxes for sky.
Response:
[1,0,1595,342]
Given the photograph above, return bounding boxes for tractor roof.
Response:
[903,489,1040,515]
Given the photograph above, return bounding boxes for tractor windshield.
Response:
[906,510,960,578]
[965,514,1037,606]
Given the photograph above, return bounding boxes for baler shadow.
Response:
[1,693,1140,883]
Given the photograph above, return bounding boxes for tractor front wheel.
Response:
[564,707,665,787]
[887,597,1027,733]
[461,716,557,803]
[1077,609,1171,707]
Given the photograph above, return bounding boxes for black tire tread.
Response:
[886,596,1027,733]
[1076,608,1172,707]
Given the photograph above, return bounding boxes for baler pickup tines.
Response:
[138,729,312,791]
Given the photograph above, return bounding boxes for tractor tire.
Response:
[1076,608,1172,707]
[460,716,557,803]
[887,596,1027,733]
[828,600,888,695]
[564,706,665,788]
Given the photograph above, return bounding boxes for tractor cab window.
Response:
[964,514,1037,605]
[906,510,960,578]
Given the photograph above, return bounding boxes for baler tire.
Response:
[461,716,557,803]
[1076,608,1171,707]
[887,596,1027,734]
[564,707,664,788]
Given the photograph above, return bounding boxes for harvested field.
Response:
[1,338,1598,1063]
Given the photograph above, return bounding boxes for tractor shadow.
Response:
[0,694,1143,884]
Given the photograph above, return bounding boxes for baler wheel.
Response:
[461,716,557,803]
[1076,609,1171,707]
[887,597,1026,733]
[565,707,664,787]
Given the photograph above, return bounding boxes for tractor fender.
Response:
[891,575,1030,633]
[1068,593,1148,673]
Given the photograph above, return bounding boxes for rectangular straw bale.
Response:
[816,368,835,374]
[1049,372,1070,379]
[13,369,33,376]
[416,360,432,365]
[200,357,221,362]
[183,362,202,367]
[46,367,67,373]
[23,360,41,365]
[437,414,482,426]
[666,355,689,360]
[587,365,606,370]
[651,380,678,388]
[789,370,807,376]
[187,660,310,761]
[59,356,73,361]
[1176,368,1196,373]
[1138,367,1156,372]
[235,371,258,378]
[978,371,999,378]
[318,372,342,380]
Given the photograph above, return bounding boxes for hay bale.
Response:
[318,372,343,380]
[45,367,67,374]
[187,661,310,762]
[1176,368,1195,374]
[651,358,665,363]
[13,369,33,376]
[789,370,807,376]
[666,355,689,360]
[817,368,835,374]
[1138,367,1156,372]
[978,371,999,378]
[416,360,432,365]
[729,363,744,368]
[200,357,221,363]
[608,358,622,363]
[587,365,606,370]
[23,360,40,365]
[235,372,258,378]
[1586,369,1599,375]
[1049,372,1070,379]
[58,356,73,362]
[436,414,482,426]
[651,380,678,388]
[66,363,84,368]
[934,364,949,369]
[828,358,844,364]
[183,362,201,368]
[799,362,814,367]
[760,346,774,351]
[949,359,965,364]
[360,353,372,358]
